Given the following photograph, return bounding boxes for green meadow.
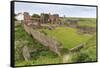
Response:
[41,27,92,49]
[15,24,62,66]
[15,18,97,66]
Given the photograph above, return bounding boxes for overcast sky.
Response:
[15,2,96,18]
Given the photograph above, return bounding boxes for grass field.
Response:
[78,19,96,27]
[15,24,62,66]
[69,35,97,63]
[40,27,93,49]
[63,17,96,27]
[14,18,97,66]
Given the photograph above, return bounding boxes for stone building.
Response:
[49,14,59,24]
[23,12,41,28]
[23,12,61,28]
[23,12,33,26]
[40,13,60,24]
[40,13,49,24]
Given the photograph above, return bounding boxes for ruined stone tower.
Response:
[23,12,33,26]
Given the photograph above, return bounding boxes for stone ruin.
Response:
[77,26,96,34]
[23,12,62,58]
[48,13,60,24]
[23,12,41,28]
[67,19,79,28]
[23,12,61,28]
[23,12,33,26]
[30,29,61,56]
[66,19,96,34]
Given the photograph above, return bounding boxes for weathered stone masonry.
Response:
[23,12,61,56]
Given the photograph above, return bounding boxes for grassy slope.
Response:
[63,17,96,27]
[41,27,92,49]
[61,34,97,63]
[78,18,96,27]
[15,24,62,66]
[81,35,97,61]
[70,35,97,63]
[15,17,97,66]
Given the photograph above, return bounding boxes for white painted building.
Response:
[15,13,24,23]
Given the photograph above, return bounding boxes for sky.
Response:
[15,2,96,18]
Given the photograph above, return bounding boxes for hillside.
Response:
[14,17,97,66]
[15,24,62,66]
[40,27,93,49]
[61,34,97,63]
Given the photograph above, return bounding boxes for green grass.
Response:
[62,17,96,27]
[41,27,92,49]
[15,17,97,66]
[15,23,62,66]
[78,20,96,27]
[63,35,97,63]
[81,35,97,61]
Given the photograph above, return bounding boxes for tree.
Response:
[32,14,40,18]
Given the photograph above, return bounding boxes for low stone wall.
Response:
[69,43,85,52]
[23,24,61,56]
[77,26,96,34]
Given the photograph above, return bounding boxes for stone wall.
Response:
[24,12,60,26]
[23,12,33,26]
[77,26,96,34]
[49,14,59,24]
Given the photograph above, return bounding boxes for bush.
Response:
[76,51,92,62]
[70,51,94,63]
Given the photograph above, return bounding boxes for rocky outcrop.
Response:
[23,24,61,56]
[22,46,31,61]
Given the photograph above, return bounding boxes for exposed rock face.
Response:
[22,46,31,61]
[24,25,61,56]
[30,29,61,56]
[70,43,85,52]
[23,24,31,35]
[23,12,61,56]
[77,26,96,34]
